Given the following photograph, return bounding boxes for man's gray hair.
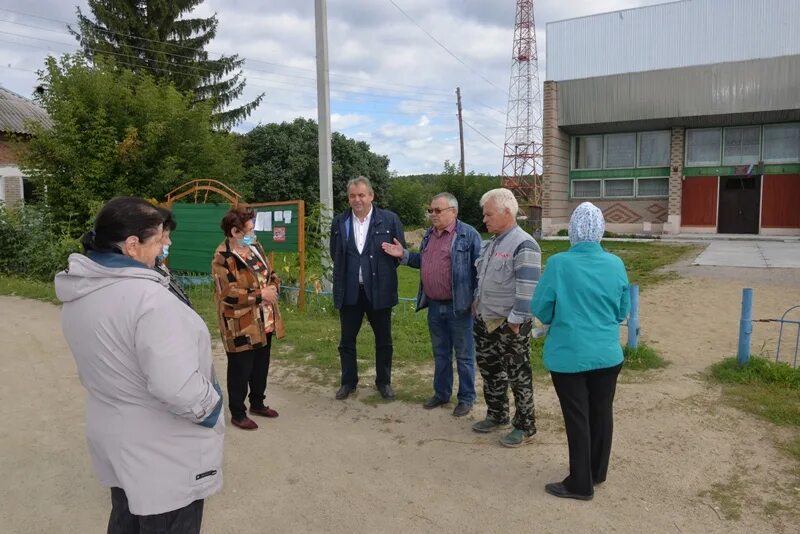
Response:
[432,192,458,212]
[480,188,518,217]
[347,175,373,194]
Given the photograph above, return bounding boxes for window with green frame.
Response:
[686,123,800,167]
[572,131,670,170]
[570,177,668,200]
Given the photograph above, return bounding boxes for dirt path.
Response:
[1,264,799,533]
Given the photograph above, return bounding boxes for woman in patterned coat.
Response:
[212,206,285,431]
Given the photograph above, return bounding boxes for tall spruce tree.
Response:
[72,0,262,128]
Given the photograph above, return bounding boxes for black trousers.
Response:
[226,336,272,421]
[108,487,203,534]
[550,362,623,496]
[338,286,393,387]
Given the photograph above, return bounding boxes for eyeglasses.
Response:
[427,207,455,215]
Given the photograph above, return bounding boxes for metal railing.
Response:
[737,288,800,368]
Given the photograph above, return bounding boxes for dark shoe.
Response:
[499,428,537,448]
[544,482,593,501]
[452,402,472,417]
[423,396,449,410]
[377,384,395,400]
[231,417,258,430]
[335,385,356,400]
[471,418,510,433]
[250,406,279,418]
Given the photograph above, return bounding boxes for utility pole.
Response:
[315,0,334,287]
[456,87,466,180]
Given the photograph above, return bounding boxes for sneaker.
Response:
[452,402,472,417]
[499,428,536,448]
[471,418,509,433]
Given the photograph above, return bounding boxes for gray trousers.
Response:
[108,487,204,534]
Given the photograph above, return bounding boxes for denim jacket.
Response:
[403,219,482,314]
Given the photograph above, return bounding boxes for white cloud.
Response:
[0,0,675,175]
[331,112,372,130]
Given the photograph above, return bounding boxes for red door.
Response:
[681,176,718,227]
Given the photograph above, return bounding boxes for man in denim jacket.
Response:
[382,193,481,417]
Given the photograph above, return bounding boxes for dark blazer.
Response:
[329,205,406,310]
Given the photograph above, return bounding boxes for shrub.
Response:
[385,178,427,228]
[0,204,82,280]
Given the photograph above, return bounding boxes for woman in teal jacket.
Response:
[531,202,630,501]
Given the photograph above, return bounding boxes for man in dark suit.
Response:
[329,176,406,400]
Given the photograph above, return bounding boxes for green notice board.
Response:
[250,202,301,253]
[166,201,304,274]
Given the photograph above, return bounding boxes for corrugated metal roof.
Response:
[547,0,800,81]
[0,87,52,135]
[557,55,800,129]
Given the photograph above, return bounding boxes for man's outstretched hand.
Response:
[381,238,404,258]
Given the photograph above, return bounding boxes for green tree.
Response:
[20,54,244,229]
[391,161,502,230]
[385,178,427,227]
[72,0,262,128]
[241,118,391,213]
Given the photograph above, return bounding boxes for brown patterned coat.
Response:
[212,239,285,354]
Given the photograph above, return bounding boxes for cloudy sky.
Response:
[0,0,671,175]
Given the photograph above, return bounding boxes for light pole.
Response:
[315,0,334,288]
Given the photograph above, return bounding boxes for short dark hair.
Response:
[158,207,177,232]
[82,197,164,253]
[220,206,256,238]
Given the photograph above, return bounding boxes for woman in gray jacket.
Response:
[56,197,224,534]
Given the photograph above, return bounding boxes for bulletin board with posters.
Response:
[245,200,306,309]
[161,180,306,309]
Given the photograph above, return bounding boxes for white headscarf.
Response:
[569,202,605,245]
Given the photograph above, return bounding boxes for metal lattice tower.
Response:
[501,0,543,212]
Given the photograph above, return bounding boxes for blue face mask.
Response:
[240,234,256,246]
[156,245,169,263]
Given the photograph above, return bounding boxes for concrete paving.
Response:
[693,240,800,268]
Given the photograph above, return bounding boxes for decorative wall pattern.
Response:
[603,203,643,224]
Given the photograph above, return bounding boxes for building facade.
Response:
[0,87,50,206]
[542,0,800,236]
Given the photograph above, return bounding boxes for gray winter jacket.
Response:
[55,252,224,515]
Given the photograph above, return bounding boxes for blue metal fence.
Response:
[736,288,800,368]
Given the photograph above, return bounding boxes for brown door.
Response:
[717,176,761,234]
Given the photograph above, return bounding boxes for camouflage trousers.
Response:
[474,318,536,434]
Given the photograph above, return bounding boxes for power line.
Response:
[386,0,506,95]
[0,61,453,121]
[462,119,503,150]
[0,20,456,104]
[0,7,456,97]
[0,30,465,109]
[0,10,505,129]
[0,8,511,120]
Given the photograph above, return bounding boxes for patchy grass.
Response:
[710,356,800,479]
[710,357,800,428]
[0,276,57,303]
[623,343,668,371]
[0,240,687,400]
[699,472,747,521]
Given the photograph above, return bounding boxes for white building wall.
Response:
[546,0,800,81]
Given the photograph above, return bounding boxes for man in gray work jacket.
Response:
[471,188,541,448]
